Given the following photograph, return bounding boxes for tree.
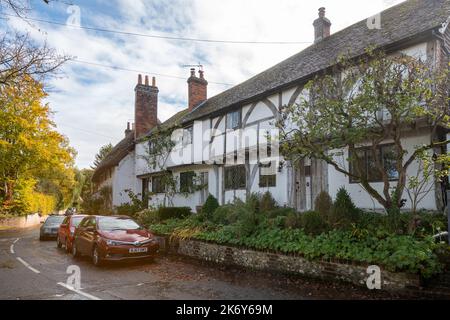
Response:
[0,76,76,214]
[0,0,51,19]
[279,49,449,212]
[406,151,449,214]
[91,143,113,169]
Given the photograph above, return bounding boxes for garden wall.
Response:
[0,213,44,229]
[157,236,421,292]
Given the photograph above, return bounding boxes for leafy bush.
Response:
[152,217,443,277]
[246,193,260,214]
[211,205,235,225]
[260,191,277,212]
[267,207,297,219]
[314,191,333,221]
[115,189,147,218]
[300,211,329,235]
[330,187,359,227]
[158,206,192,220]
[136,209,160,226]
[202,194,219,218]
[284,212,302,229]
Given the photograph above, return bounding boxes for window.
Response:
[224,165,246,190]
[259,162,276,188]
[180,171,195,193]
[142,178,149,208]
[182,126,193,146]
[226,110,241,130]
[148,140,154,154]
[152,175,166,194]
[349,144,398,183]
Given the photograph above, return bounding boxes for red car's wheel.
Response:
[92,245,103,267]
[65,239,72,253]
[72,242,80,258]
[56,235,63,249]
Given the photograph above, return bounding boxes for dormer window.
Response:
[226,110,241,130]
[182,126,193,146]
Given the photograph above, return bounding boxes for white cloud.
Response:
[5,0,405,168]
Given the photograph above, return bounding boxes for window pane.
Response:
[367,148,382,182]
[259,162,276,187]
[180,172,195,193]
[225,165,246,190]
[227,110,241,130]
[382,145,399,180]
[183,126,193,146]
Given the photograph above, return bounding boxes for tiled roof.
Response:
[92,132,135,182]
[182,0,450,123]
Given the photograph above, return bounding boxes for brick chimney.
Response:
[313,7,331,43]
[187,68,208,111]
[124,122,132,137]
[135,74,158,139]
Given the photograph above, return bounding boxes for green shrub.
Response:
[150,216,443,277]
[202,194,219,218]
[114,190,147,218]
[330,187,359,228]
[208,205,230,225]
[246,193,260,214]
[314,191,333,221]
[260,191,277,212]
[284,212,302,229]
[267,207,297,218]
[234,198,259,237]
[136,209,160,226]
[158,207,192,220]
[300,211,329,235]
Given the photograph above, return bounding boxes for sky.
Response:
[1,0,404,169]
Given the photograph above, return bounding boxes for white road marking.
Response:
[57,282,101,300]
[10,238,19,254]
[16,257,40,274]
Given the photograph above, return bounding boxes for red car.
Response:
[57,215,87,252]
[72,215,159,266]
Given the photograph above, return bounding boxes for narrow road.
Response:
[0,226,410,300]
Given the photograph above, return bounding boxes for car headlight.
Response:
[105,239,120,246]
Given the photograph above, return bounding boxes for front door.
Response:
[295,158,313,212]
[200,172,209,205]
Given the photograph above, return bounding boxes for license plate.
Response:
[129,247,148,253]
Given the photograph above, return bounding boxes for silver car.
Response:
[40,215,65,240]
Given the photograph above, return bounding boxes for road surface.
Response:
[0,226,410,300]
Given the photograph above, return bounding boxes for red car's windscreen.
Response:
[71,216,85,227]
[98,217,141,231]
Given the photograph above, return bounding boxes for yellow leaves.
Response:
[1,74,77,213]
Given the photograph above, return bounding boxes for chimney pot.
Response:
[187,68,207,111]
[145,75,149,86]
[318,7,325,18]
[313,7,331,43]
[152,76,156,87]
[138,74,143,85]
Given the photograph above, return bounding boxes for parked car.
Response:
[72,215,159,266]
[57,215,87,252]
[40,215,66,240]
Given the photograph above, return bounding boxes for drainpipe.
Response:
[447,190,450,245]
